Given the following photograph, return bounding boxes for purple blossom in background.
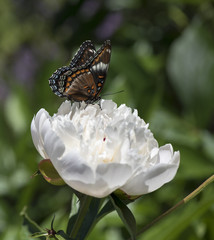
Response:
[37,1,61,18]
[13,47,38,87]
[95,12,123,40]
[0,78,9,102]
[80,0,101,19]
[38,40,61,61]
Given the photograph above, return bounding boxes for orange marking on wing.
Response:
[83,85,88,89]
[98,75,104,78]
[76,71,81,75]
[65,77,72,88]
[98,83,102,87]
[71,73,76,78]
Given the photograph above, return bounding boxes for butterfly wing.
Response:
[49,40,95,98]
[49,66,71,97]
[49,66,96,101]
[64,71,97,101]
[90,40,111,98]
[70,40,96,68]
[66,40,111,102]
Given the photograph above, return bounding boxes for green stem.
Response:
[69,196,104,240]
[69,195,93,239]
[20,206,43,232]
[183,174,214,203]
[131,174,214,239]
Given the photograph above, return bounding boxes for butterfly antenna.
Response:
[101,90,124,97]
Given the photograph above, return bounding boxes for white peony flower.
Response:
[31,100,180,198]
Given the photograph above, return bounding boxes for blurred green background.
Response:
[0,0,214,239]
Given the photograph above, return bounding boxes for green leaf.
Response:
[149,109,201,148]
[69,194,80,218]
[96,193,135,224]
[4,92,28,135]
[39,159,65,186]
[96,199,115,222]
[201,131,214,162]
[167,20,214,127]
[66,193,80,236]
[110,194,136,240]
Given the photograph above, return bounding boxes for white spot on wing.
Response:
[89,49,96,54]
[92,62,108,71]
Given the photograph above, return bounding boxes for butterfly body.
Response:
[49,40,111,103]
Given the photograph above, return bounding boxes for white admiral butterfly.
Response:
[49,40,111,103]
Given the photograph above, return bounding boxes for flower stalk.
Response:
[130,174,214,239]
[20,206,43,232]
[69,195,93,238]
[69,195,105,240]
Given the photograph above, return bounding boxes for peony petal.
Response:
[57,100,72,116]
[43,127,65,161]
[101,99,117,114]
[31,117,41,155]
[158,145,180,169]
[53,150,95,184]
[31,109,50,159]
[64,163,132,198]
[121,148,180,195]
[96,163,132,189]
[69,177,112,198]
[53,152,133,197]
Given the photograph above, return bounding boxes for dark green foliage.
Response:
[0,0,214,239]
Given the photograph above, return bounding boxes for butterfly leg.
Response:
[98,101,101,109]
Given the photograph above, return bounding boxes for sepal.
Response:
[39,159,65,186]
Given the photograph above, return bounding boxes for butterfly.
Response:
[49,40,111,103]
